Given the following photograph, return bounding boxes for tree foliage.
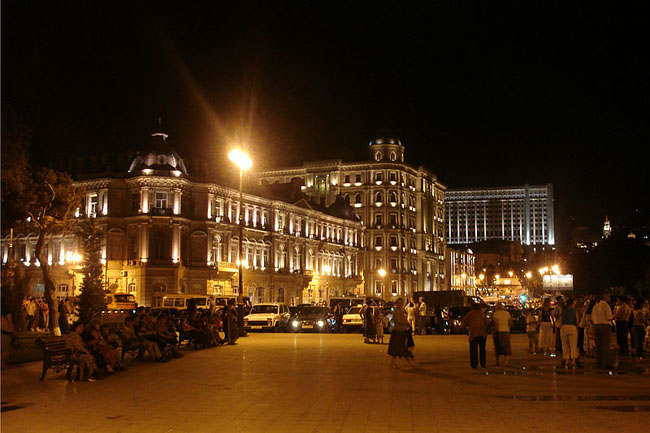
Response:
[78,218,106,322]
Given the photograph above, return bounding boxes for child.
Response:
[374,309,385,344]
[525,309,539,354]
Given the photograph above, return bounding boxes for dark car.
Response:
[441,306,471,334]
[289,306,332,332]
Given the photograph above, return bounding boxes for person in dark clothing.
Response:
[462,303,490,369]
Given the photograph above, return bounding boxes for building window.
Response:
[155,191,168,209]
[390,257,398,269]
[375,151,382,161]
[375,192,383,203]
[389,191,397,203]
[389,172,397,182]
[375,214,383,226]
[390,214,397,225]
[355,174,361,183]
[391,280,398,295]
[131,193,140,212]
[355,193,362,204]
[58,284,68,294]
[375,172,382,182]
[390,152,396,161]
[88,193,98,216]
[375,236,383,247]
[344,175,350,183]
[128,283,136,293]
[390,236,398,248]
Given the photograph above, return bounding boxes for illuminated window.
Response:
[155,191,168,209]
[375,151,382,161]
[355,193,362,204]
[390,152,396,161]
[375,192,383,203]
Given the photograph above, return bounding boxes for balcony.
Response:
[150,207,173,216]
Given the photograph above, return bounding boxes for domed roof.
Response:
[326,195,360,222]
[369,137,403,146]
[128,132,189,176]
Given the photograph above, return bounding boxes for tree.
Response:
[24,168,82,335]
[78,218,106,322]
[1,104,33,328]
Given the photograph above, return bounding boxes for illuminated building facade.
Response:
[445,247,476,295]
[445,184,555,246]
[255,138,447,299]
[1,133,363,306]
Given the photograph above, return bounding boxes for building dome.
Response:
[368,137,405,162]
[369,137,403,146]
[128,132,189,176]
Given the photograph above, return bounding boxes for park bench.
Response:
[118,331,144,361]
[35,337,77,381]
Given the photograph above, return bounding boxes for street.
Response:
[2,333,649,433]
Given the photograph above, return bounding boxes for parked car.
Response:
[441,306,471,334]
[104,292,137,310]
[341,306,364,333]
[244,303,291,332]
[289,306,332,332]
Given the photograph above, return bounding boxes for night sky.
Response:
[3,2,648,245]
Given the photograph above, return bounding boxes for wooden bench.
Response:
[35,337,76,381]
[118,331,144,361]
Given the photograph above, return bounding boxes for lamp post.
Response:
[378,268,387,298]
[228,149,252,300]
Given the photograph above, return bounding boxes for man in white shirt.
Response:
[592,291,614,369]
[417,297,427,335]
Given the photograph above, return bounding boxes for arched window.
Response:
[158,155,167,165]
[375,192,383,203]
[390,151,396,161]
[389,191,397,203]
[375,151,382,161]
[355,193,362,204]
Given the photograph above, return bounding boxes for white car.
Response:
[244,303,291,332]
[341,306,364,333]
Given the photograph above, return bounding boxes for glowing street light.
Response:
[377,268,387,277]
[228,148,252,300]
[525,271,532,279]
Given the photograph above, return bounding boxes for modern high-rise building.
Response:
[255,138,447,299]
[445,184,554,246]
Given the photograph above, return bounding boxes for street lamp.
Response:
[228,149,252,300]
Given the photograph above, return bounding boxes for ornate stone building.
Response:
[1,133,364,306]
[255,138,447,299]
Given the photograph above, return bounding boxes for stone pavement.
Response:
[2,333,649,433]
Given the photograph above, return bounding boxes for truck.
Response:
[414,291,484,334]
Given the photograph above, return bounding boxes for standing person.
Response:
[58,299,70,334]
[592,291,614,369]
[2,308,16,367]
[25,297,37,332]
[461,303,490,369]
[492,303,513,366]
[539,299,554,355]
[575,297,587,355]
[525,309,539,354]
[553,296,564,355]
[333,302,343,333]
[387,298,414,368]
[374,307,385,344]
[580,300,597,357]
[631,299,647,360]
[39,299,50,333]
[406,299,417,332]
[560,298,580,368]
[417,297,427,335]
[614,297,631,357]
[363,302,377,344]
[226,299,238,345]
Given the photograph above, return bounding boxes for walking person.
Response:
[461,303,490,369]
[388,298,414,368]
[492,303,512,366]
[560,298,580,368]
[592,291,614,369]
[538,299,554,355]
[614,297,632,357]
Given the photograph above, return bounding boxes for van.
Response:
[104,292,137,310]
[154,294,211,310]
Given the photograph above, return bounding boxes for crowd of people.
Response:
[58,299,242,382]
[462,291,650,370]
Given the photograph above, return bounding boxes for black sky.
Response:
[2,1,649,245]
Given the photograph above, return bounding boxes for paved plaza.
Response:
[2,333,649,433]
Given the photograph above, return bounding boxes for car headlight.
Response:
[317,320,324,327]
[292,320,299,327]
[453,320,462,326]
